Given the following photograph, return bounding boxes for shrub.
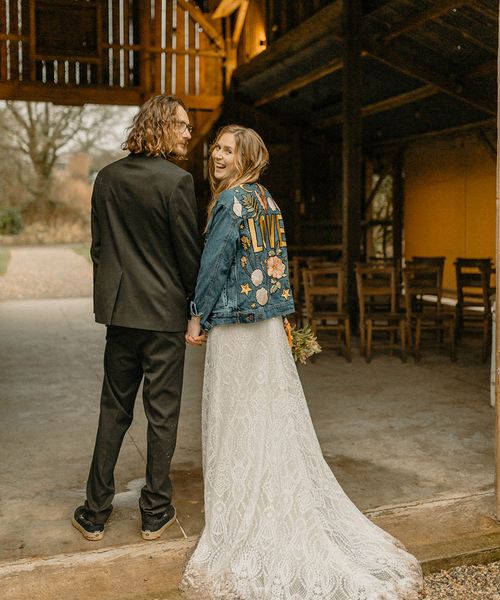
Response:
[0,206,24,235]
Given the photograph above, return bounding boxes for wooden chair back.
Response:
[403,264,443,318]
[355,263,397,321]
[411,256,445,287]
[302,266,345,317]
[454,258,492,313]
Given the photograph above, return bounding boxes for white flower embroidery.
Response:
[251,269,264,286]
[232,197,243,217]
[256,288,269,306]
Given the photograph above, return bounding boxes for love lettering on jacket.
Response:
[240,188,286,253]
[191,183,295,331]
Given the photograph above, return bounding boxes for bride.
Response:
[181,124,423,599]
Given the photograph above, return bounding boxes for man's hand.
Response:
[185,316,207,346]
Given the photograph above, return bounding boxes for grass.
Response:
[71,243,92,265]
[0,246,11,276]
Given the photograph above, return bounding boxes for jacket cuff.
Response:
[190,301,203,318]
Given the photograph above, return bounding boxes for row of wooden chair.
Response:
[290,256,493,363]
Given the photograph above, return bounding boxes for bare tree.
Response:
[0,101,125,213]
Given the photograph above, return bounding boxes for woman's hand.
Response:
[185,316,207,346]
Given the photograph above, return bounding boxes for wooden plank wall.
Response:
[0,0,223,106]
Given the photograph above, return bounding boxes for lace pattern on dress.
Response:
[180,318,423,600]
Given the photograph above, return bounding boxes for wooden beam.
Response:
[367,117,496,147]
[0,82,222,109]
[365,42,496,115]
[477,130,496,162]
[382,0,468,43]
[189,105,223,150]
[342,0,363,321]
[176,0,225,52]
[463,59,497,81]
[0,33,29,42]
[104,42,225,58]
[437,20,497,55]
[318,84,438,128]
[139,2,152,96]
[470,2,498,22]
[255,58,343,107]
[211,0,242,19]
[232,0,249,47]
[235,1,342,82]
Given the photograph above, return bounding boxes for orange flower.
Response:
[267,256,285,279]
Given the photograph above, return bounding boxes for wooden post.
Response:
[342,0,363,322]
[495,13,500,520]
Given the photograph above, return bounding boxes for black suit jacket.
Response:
[90,153,201,332]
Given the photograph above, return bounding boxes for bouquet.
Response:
[283,319,322,364]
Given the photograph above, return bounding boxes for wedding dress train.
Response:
[180,317,423,600]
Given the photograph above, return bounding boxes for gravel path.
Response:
[0,245,92,300]
[423,561,500,599]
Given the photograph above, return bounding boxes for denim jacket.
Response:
[191,182,295,330]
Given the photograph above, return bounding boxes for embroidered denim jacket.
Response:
[191,182,295,330]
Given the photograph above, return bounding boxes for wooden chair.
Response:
[355,263,406,363]
[289,256,316,327]
[403,263,456,361]
[411,256,446,286]
[454,258,493,362]
[302,266,351,361]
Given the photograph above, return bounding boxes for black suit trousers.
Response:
[85,325,185,524]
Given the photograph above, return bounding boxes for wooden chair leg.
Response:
[366,320,373,363]
[407,321,413,353]
[450,320,457,361]
[400,320,407,363]
[415,319,422,362]
[344,319,352,363]
[359,321,366,356]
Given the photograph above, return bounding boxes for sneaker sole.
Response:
[141,510,177,541]
[71,516,104,541]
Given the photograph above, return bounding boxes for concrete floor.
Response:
[0,296,499,598]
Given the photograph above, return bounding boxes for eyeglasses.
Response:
[173,120,193,134]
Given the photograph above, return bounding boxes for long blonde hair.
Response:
[206,125,269,223]
[123,94,187,158]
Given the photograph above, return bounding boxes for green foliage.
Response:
[0,206,24,235]
[0,246,11,276]
[241,193,261,217]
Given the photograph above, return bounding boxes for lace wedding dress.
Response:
[180,317,423,600]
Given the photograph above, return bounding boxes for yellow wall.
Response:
[404,136,496,291]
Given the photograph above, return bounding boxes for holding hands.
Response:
[185,316,207,346]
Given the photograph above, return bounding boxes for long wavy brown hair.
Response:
[123,95,187,158]
[206,125,269,224]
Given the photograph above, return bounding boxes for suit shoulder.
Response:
[164,159,191,181]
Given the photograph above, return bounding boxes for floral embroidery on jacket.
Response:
[240,235,251,251]
[267,255,285,279]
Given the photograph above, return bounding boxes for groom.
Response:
[72,95,201,541]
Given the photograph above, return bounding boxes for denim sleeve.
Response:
[191,201,239,326]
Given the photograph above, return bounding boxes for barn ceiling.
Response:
[233,0,498,145]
